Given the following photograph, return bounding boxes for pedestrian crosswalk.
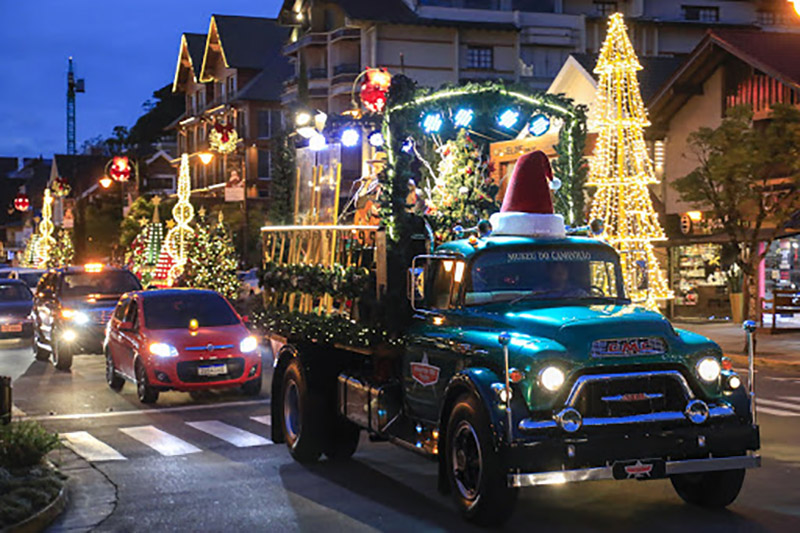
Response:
[61,417,275,462]
[757,397,800,417]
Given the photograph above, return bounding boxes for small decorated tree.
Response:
[423,129,499,243]
[46,228,74,268]
[183,212,241,301]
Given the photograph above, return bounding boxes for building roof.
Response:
[237,68,292,102]
[649,29,800,129]
[208,15,291,71]
[570,53,686,103]
[184,33,207,78]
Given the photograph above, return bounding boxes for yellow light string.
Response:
[587,13,673,310]
[36,189,56,267]
[163,154,195,284]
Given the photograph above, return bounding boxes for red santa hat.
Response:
[489,151,565,237]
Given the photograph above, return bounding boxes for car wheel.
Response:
[33,328,49,361]
[281,359,324,463]
[324,417,360,462]
[671,468,746,508]
[241,378,262,396]
[105,350,125,392]
[445,394,518,526]
[135,360,159,404]
[53,338,73,371]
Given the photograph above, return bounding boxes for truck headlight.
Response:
[696,357,721,382]
[150,342,178,358]
[62,309,89,325]
[239,336,258,353]
[539,366,565,392]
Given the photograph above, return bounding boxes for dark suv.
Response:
[33,264,142,370]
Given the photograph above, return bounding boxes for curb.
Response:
[5,474,68,533]
[725,352,800,373]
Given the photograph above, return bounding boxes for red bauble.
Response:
[359,68,391,114]
[13,193,30,212]
[109,156,131,182]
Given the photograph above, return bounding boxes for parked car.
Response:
[104,288,262,404]
[32,264,142,370]
[1,267,46,289]
[0,279,35,341]
[237,269,261,297]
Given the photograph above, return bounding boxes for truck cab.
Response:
[270,233,759,525]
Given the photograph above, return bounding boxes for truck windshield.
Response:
[465,246,625,305]
[61,271,141,298]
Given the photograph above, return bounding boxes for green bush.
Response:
[0,421,61,468]
[0,465,65,527]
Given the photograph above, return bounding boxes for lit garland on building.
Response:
[587,13,672,309]
[161,154,194,284]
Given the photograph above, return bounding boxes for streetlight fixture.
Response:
[791,1,800,17]
[99,176,112,189]
[198,152,214,165]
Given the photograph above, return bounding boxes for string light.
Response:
[498,109,519,129]
[453,108,474,128]
[162,154,195,284]
[422,112,443,134]
[587,13,673,310]
[341,128,360,147]
[36,189,56,267]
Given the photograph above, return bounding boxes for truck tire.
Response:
[670,468,745,508]
[53,339,73,371]
[282,359,324,463]
[325,417,360,461]
[445,394,518,526]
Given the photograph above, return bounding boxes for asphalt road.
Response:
[1,338,799,532]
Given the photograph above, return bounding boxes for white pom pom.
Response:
[458,186,469,195]
[549,177,562,191]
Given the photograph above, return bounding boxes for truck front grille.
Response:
[567,371,692,419]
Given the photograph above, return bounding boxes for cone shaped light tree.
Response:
[587,13,672,309]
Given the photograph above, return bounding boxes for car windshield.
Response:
[61,271,141,297]
[143,292,240,330]
[0,284,31,302]
[465,245,626,305]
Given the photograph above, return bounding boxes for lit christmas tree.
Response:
[47,228,74,268]
[20,234,40,268]
[424,129,498,243]
[127,199,165,286]
[587,13,672,309]
[183,211,241,301]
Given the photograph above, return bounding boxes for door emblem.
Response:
[410,354,440,387]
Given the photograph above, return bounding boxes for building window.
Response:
[257,110,283,139]
[258,149,271,180]
[227,75,237,99]
[681,5,719,22]
[467,46,493,70]
[593,1,617,16]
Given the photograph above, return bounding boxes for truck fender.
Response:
[271,344,300,443]
[436,368,508,494]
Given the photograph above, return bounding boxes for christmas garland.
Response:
[260,261,373,300]
[252,307,402,348]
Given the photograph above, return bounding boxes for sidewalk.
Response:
[673,320,800,372]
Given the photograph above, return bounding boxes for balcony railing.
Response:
[330,27,360,42]
[333,63,360,76]
[308,68,328,79]
[282,32,328,55]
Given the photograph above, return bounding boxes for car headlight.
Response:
[62,329,77,342]
[239,336,258,353]
[150,342,179,358]
[539,366,565,392]
[61,309,89,325]
[696,357,721,382]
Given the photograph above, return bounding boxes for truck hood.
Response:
[473,302,677,355]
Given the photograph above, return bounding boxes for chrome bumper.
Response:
[519,403,735,431]
[508,454,761,488]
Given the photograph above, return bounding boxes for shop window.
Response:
[671,244,728,318]
[258,149,272,180]
[467,46,493,70]
[593,1,617,16]
[681,5,719,22]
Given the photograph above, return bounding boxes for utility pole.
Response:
[66,57,85,155]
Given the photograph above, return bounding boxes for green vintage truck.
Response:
[265,228,759,525]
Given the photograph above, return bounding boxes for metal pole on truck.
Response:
[743,320,757,425]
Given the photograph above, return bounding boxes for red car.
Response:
[104,288,262,404]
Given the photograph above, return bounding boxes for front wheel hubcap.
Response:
[451,420,483,501]
[284,381,301,442]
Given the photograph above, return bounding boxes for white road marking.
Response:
[21,399,270,421]
[756,406,800,417]
[61,431,127,462]
[120,425,201,456]
[778,396,800,403]
[758,398,800,412]
[187,420,273,447]
[250,415,272,426]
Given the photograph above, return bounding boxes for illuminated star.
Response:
[152,196,162,206]
[138,217,149,227]
[166,220,176,229]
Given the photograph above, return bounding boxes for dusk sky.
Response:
[1,0,283,159]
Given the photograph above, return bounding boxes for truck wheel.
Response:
[53,339,73,371]
[282,359,324,463]
[670,468,745,508]
[445,394,518,526]
[105,350,125,392]
[135,360,159,404]
[325,418,360,461]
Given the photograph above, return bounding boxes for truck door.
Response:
[403,257,466,423]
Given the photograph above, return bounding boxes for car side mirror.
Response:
[119,321,135,332]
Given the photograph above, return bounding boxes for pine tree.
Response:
[424,129,498,243]
[47,228,74,268]
[183,212,241,301]
[587,13,672,309]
